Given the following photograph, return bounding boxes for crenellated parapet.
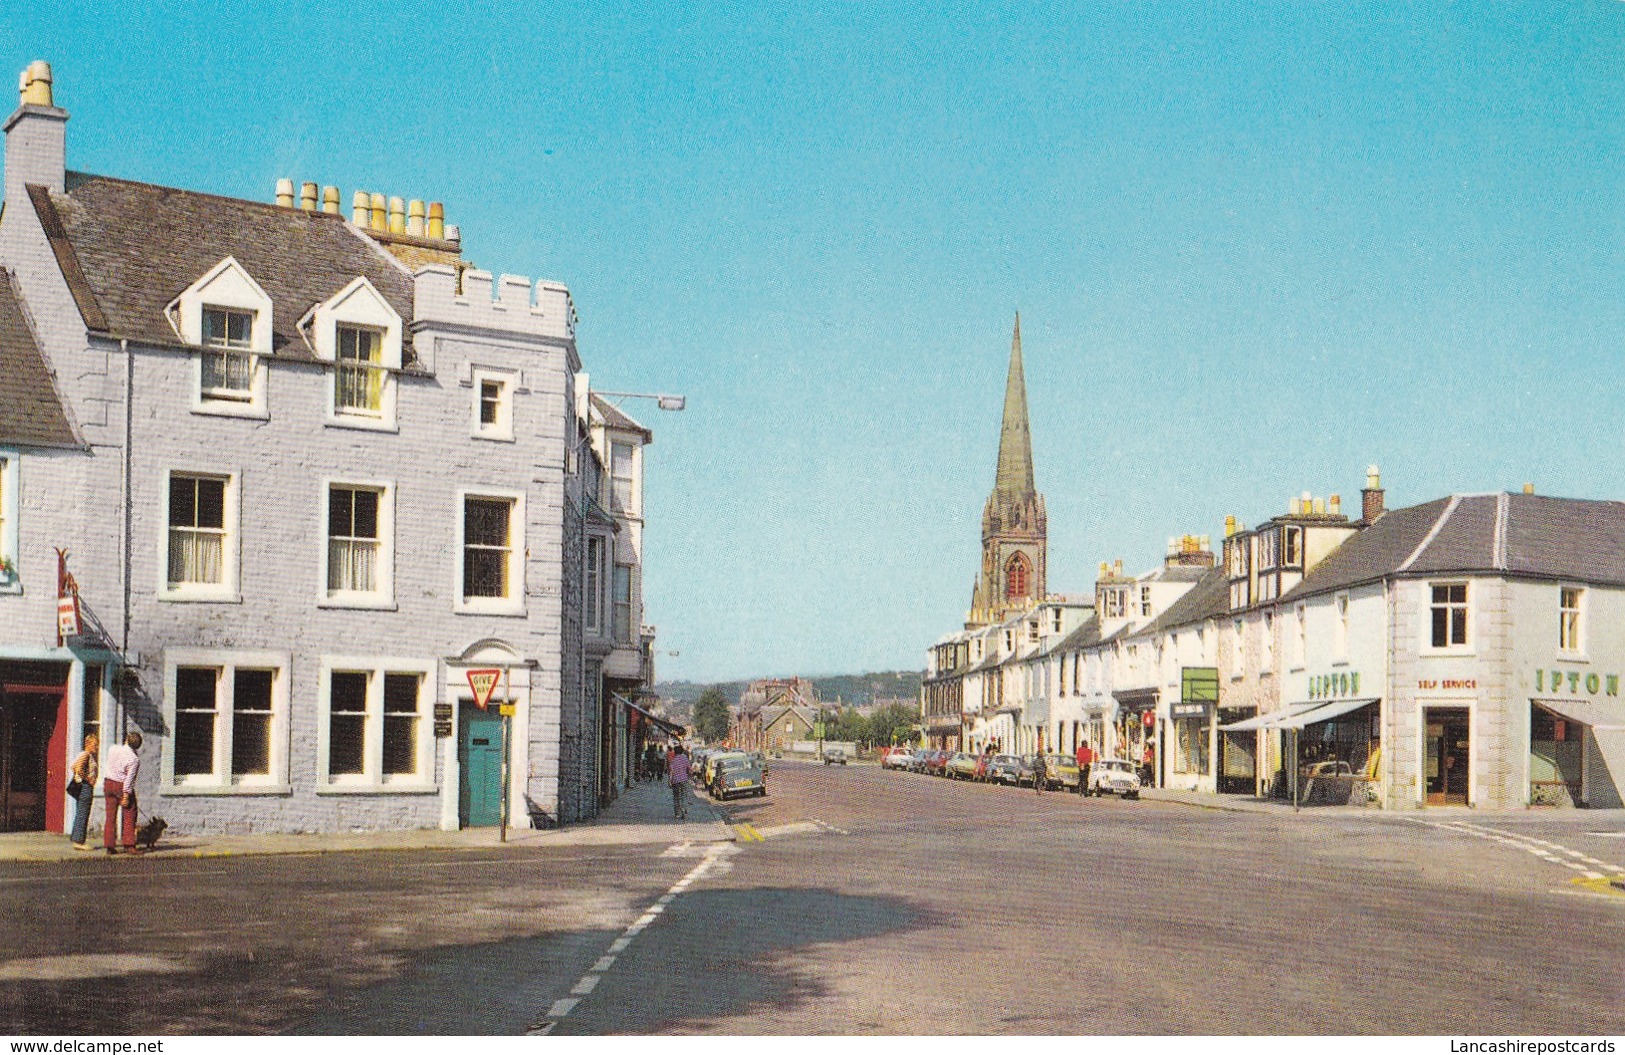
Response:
[412,264,576,342]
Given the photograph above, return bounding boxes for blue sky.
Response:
[6,4,1625,681]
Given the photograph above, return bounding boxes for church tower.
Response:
[967,314,1047,629]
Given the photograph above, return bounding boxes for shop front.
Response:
[1111,688,1158,787]
[1166,668,1218,792]
[1527,694,1625,809]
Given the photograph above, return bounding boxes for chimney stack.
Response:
[1362,465,1385,523]
[6,60,68,206]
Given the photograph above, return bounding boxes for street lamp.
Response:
[594,390,687,412]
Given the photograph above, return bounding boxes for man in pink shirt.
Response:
[667,745,691,820]
[103,731,142,855]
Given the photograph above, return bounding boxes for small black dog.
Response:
[135,816,167,852]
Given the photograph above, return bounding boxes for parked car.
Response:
[822,748,847,765]
[702,751,747,788]
[944,752,979,780]
[1087,758,1142,798]
[907,749,932,773]
[924,750,951,777]
[986,754,1026,786]
[881,746,915,770]
[973,753,994,781]
[1041,753,1082,791]
[711,756,766,799]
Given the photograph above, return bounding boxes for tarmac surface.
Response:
[1,761,1622,1035]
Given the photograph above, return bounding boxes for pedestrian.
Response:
[68,733,98,850]
[1075,739,1094,796]
[667,744,691,820]
[1032,751,1047,794]
[103,730,142,856]
[1141,740,1156,789]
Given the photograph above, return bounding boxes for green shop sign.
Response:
[1534,669,1619,697]
[1307,671,1361,699]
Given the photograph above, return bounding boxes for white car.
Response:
[1086,758,1142,799]
[881,747,914,770]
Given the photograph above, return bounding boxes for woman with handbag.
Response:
[68,733,98,851]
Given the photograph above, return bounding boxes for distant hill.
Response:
[654,670,921,708]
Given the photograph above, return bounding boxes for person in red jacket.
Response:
[1075,740,1094,795]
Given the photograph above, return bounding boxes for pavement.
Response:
[1141,784,1625,824]
[0,777,733,863]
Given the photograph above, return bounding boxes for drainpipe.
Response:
[119,338,131,737]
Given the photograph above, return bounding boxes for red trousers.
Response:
[102,779,135,850]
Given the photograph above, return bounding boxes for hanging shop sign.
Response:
[54,547,80,642]
[1307,671,1361,700]
[1532,668,1619,697]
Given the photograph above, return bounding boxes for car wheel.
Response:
[1128,791,1139,800]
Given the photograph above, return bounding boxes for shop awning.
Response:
[1219,703,1319,732]
[1271,697,1379,731]
[615,694,685,736]
[1532,697,1625,730]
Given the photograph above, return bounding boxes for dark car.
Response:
[985,753,1027,786]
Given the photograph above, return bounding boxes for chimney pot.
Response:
[387,196,406,234]
[1224,515,1238,537]
[445,223,461,244]
[1523,482,1535,495]
[427,202,445,239]
[407,199,426,236]
[369,192,387,231]
[322,186,341,215]
[19,60,52,107]
[274,178,295,208]
[1312,498,1325,515]
[299,181,318,211]
[1367,464,1381,490]
[1329,494,1341,515]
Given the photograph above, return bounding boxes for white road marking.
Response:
[538,841,734,1026]
[658,841,694,858]
[1409,819,1625,884]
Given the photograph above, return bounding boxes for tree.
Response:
[866,703,920,747]
[693,688,731,743]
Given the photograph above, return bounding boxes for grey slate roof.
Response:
[1284,492,1625,599]
[37,173,418,365]
[1145,566,1230,633]
[590,394,653,442]
[0,269,75,447]
[1046,615,1101,656]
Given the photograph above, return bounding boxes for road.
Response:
[1,759,1622,1034]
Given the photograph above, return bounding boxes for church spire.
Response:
[994,313,1035,495]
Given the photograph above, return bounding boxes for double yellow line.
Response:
[732,823,763,843]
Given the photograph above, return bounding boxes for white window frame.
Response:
[1559,585,1585,656]
[470,367,516,442]
[167,257,272,420]
[454,487,526,616]
[1425,580,1472,653]
[0,451,18,593]
[159,468,241,603]
[585,533,608,635]
[614,563,634,644]
[318,478,395,609]
[160,649,291,794]
[609,439,637,512]
[306,276,403,432]
[316,656,438,792]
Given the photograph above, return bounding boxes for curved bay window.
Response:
[1005,552,1031,600]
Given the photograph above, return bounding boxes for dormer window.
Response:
[1282,526,1303,567]
[335,326,385,416]
[201,308,254,401]
[304,276,403,431]
[168,257,272,418]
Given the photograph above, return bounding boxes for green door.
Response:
[459,712,504,828]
